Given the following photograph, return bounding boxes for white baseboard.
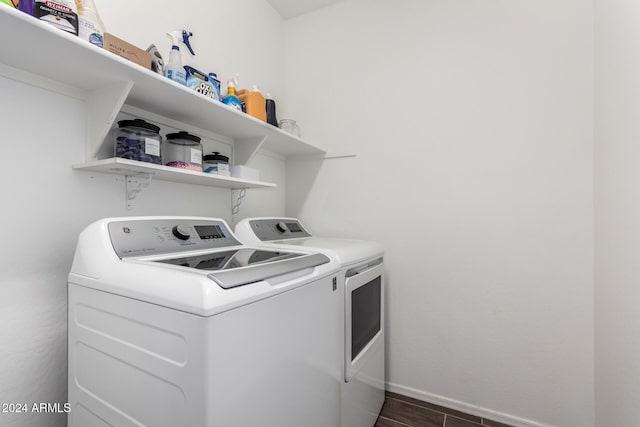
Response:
[385,382,555,427]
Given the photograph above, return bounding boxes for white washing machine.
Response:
[235,217,385,427]
[67,216,343,427]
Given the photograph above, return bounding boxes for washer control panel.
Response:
[248,219,311,241]
[108,218,241,258]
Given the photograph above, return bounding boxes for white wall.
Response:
[284,1,594,426]
[594,1,640,425]
[0,1,286,426]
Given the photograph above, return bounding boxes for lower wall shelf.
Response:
[73,158,276,189]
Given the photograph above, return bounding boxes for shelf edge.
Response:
[72,159,277,189]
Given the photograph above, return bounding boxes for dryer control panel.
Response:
[108,218,241,258]
[248,218,312,241]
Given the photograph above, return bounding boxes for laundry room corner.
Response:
[283,1,594,426]
[594,0,640,425]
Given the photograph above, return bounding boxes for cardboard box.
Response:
[104,33,151,70]
[230,165,260,181]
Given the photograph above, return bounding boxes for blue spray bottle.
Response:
[165,30,195,86]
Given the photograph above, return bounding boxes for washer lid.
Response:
[208,252,330,289]
[155,248,299,270]
[154,248,330,289]
[235,218,384,267]
[274,237,383,267]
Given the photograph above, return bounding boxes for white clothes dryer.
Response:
[235,217,385,427]
[67,216,342,427]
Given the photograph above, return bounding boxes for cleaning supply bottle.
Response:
[165,30,194,86]
[237,85,267,122]
[266,93,278,126]
[78,0,105,48]
[222,75,243,111]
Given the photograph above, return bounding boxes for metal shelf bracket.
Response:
[125,172,153,210]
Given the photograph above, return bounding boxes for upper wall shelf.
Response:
[0,7,326,163]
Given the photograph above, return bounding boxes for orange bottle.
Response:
[237,85,267,122]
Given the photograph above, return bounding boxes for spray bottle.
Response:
[222,74,243,111]
[165,30,195,86]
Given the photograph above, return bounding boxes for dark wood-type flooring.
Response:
[375,392,514,427]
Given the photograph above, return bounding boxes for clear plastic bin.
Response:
[163,131,203,172]
[115,119,162,164]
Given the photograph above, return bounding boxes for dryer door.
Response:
[345,259,384,382]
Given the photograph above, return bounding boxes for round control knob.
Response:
[172,224,191,240]
[276,222,289,233]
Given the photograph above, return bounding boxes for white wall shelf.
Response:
[0,7,325,189]
[73,158,275,190]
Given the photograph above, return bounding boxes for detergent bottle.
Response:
[237,85,267,122]
[165,30,194,86]
[78,0,105,48]
[222,75,243,111]
[266,93,278,126]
